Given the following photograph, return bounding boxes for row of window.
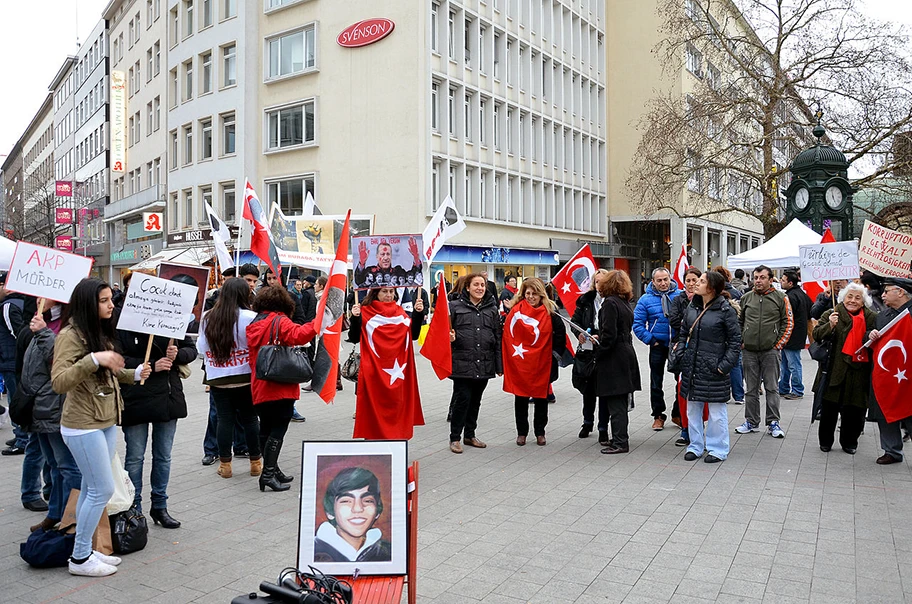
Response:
[75,78,106,133]
[169,0,237,48]
[432,158,605,233]
[75,123,107,174]
[114,157,163,201]
[686,152,763,215]
[24,125,54,167]
[74,31,106,93]
[169,112,236,169]
[126,96,163,147]
[169,44,237,107]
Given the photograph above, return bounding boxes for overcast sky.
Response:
[1,0,911,158]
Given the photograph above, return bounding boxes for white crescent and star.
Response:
[364,313,411,384]
[382,358,407,385]
[877,339,908,384]
[509,311,541,345]
[512,343,528,358]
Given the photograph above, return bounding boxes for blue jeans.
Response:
[37,432,82,521]
[63,426,117,560]
[778,349,804,396]
[21,432,49,504]
[686,401,729,460]
[730,354,745,401]
[123,420,177,512]
[203,392,248,456]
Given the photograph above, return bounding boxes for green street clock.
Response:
[784,121,857,240]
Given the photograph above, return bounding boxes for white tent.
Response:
[727,219,822,270]
[0,235,16,271]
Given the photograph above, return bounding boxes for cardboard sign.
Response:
[799,241,860,281]
[352,234,424,289]
[858,219,912,278]
[5,242,94,303]
[157,262,211,328]
[116,273,198,340]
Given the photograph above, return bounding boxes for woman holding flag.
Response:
[502,278,566,446]
[348,287,426,440]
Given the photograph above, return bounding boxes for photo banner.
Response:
[157,262,212,328]
[5,242,94,303]
[858,219,912,278]
[799,241,860,282]
[270,205,372,270]
[352,234,424,289]
[116,273,198,340]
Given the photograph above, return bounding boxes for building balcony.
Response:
[104,184,166,222]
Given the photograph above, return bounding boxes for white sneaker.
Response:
[93,550,122,566]
[68,553,118,577]
[768,421,785,439]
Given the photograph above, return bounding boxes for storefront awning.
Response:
[128,247,214,272]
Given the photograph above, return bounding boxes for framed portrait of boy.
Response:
[297,440,407,576]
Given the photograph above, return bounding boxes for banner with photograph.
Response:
[270,206,372,270]
[858,219,912,278]
[158,262,211,329]
[352,234,423,289]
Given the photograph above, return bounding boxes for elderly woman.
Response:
[812,282,877,454]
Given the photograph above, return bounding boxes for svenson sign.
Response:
[337,18,395,48]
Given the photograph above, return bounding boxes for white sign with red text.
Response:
[799,241,860,281]
[5,242,94,303]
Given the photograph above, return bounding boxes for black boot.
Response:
[150,508,181,529]
[275,466,294,484]
[259,437,290,492]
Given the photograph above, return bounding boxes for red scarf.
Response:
[841,309,869,363]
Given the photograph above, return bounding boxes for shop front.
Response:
[428,244,559,292]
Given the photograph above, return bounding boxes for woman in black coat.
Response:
[672,271,742,463]
[593,270,641,454]
[447,274,502,454]
[571,269,611,444]
[118,328,197,528]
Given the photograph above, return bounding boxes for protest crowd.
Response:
[1,193,911,583]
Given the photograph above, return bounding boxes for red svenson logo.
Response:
[337,18,395,48]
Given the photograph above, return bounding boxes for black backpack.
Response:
[8,384,35,431]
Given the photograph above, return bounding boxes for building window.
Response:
[479,25,486,73]
[267,101,315,150]
[448,11,455,59]
[183,124,193,164]
[464,93,472,140]
[222,44,237,86]
[464,18,472,66]
[494,102,501,150]
[146,48,154,81]
[183,59,193,100]
[431,82,439,131]
[170,193,178,229]
[153,96,161,130]
[224,0,236,18]
[183,189,193,227]
[202,0,212,27]
[430,2,438,52]
[170,7,178,46]
[506,40,513,85]
[493,33,501,79]
[479,99,486,145]
[686,44,702,77]
[222,182,236,221]
[267,26,316,79]
[183,0,194,37]
[448,87,456,136]
[154,41,161,74]
[201,186,213,217]
[201,51,212,93]
[267,176,316,215]
[146,101,153,134]
[221,112,236,154]
[170,129,178,168]
[507,107,514,154]
[201,118,213,159]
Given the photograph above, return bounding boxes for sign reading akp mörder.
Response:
[117,272,198,340]
[799,241,860,282]
[5,241,94,303]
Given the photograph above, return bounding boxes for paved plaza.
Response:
[1,344,911,604]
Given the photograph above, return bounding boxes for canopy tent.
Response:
[0,235,16,271]
[129,246,216,272]
[727,219,822,270]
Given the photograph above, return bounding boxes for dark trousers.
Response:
[211,386,261,460]
[648,343,669,418]
[203,391,248,456]
[582,380,610,432]
[818,402,866,450]
[449,378,488,442]
[256,399,295,446]
[515,395,549,437]
[604,394,630,447]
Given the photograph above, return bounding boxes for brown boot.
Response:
[217,458,233,478]
[249,457,263,476]
[29,517,59,533]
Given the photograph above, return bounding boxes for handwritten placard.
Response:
[5,241,94,303]
[858,219,912,278]
[116,273,198,339]
[799,241,860,281]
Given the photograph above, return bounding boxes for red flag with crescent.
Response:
[672,243,689,290]
[502,300,553,398]
[551,244,597,316]
[353,301,425,440]
[242,179,281,276]
[872,309,912,423]
[419,279,452,380]
[311,211,350,403]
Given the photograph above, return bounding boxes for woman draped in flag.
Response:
[348,287,426,440]
[502,278,566,446]
[812,283,876,455]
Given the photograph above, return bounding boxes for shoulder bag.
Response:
[20,524,77,568]
[255,316,313,384]
[340,348,360,382]
[667,303,712,374]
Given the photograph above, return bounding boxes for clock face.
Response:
[795,187,809,210]
[825,186,844,210]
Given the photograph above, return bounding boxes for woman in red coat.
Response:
[246,286,317,492]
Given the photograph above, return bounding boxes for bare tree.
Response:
[627,0,912,235]
[21,160,61,247]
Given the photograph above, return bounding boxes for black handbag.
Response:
[809,336,833,363]
[20,523,76,568]
[109,507,148,555]
[9,385,36,430]
[340,349,360,382]
[256,316,313,384]
[571,348,597,393]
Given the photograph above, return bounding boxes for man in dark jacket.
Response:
[866,277,912,464]
[300,276,318,322]
[632,268,679,430]
[779,270,811,400]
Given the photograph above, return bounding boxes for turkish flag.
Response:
[353,301,425,440]
[419,279,452,380]
[672,243,689,290]
[803,227,835,301]
[311,211,351,403]
[502,300,553,398]
[552,244,597,316]
[242,179,282,276]
[872,309,912,423]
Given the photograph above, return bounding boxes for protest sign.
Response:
[352,234,424,289]
[158,262,211,329]
[5,242,93,303]
[117,273,198,340]
[858,219,912,278]
[799,241,860,282]
[270,206,373,270]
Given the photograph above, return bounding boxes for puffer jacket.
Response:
[632,281,679,346]
[449,291,502,379]
[676,296,742,403]
[23,328,64,433]
[668,290,695,338]
[118,330,197,426]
